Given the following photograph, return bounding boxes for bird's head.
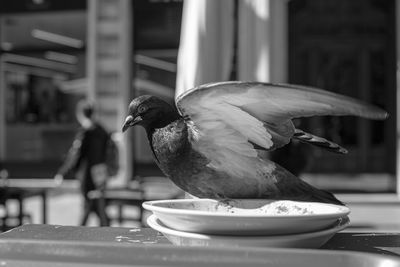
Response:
[122,95,179,132]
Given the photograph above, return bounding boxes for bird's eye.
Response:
[138,105,147,113]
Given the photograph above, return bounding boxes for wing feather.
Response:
[176,81,388,124]
[177,81,388,179]
[187,118,272,179]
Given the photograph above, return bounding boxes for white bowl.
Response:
[143,199,350,236]
[147,215,350,249]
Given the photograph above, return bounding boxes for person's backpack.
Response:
[105,133,119,177]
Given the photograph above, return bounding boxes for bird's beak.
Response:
[122,115,142,132]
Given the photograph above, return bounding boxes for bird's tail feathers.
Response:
[286,177,345,206]
[272,162,345,206]
[305,185,345,206]
[293,129,347,154]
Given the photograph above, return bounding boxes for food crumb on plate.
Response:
[216,200,315,215]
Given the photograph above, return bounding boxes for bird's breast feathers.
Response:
[152,120,189,156]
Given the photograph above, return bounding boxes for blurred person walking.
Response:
[55,100,110,226]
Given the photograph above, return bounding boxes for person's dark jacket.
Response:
[58,122,109,194]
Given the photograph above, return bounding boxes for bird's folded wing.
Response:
[184,113,277,180]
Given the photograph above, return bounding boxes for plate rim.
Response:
[146,214,350,241]
[142,199,350,219]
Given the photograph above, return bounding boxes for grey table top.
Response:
[0,224,400,266]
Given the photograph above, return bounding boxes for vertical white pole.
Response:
[0,58,5,160]
[86,0,133,185]
[86,0,97,101]
[119,0,133,185]
[237,0,288,83]
[396,0,400,195]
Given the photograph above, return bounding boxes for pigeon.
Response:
[122,81,388,205]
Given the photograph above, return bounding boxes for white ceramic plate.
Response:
[147,215,350,249]
[143,199,350,235]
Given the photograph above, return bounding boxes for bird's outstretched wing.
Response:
[175,81,388,179]
[176,81,388,123]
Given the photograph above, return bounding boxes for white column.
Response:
[86,0,98,101]
[237,0,288,83]
[87,0,133,185]
[119,0,133,184]
[175,0,234,98]
[0,58,5,160]
[396,0,400,195]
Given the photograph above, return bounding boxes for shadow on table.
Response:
[322,232,400,256]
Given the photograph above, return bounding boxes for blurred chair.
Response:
[87,176,183,226]
[0,169,33,231]
[0,187,9,232]
[88,186,144,226]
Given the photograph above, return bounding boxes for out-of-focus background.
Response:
[0,0,399,231]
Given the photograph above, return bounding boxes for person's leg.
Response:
[93,197,110,226]
[80,195,92,226]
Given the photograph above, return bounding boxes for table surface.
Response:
[1,224,400,266]
[1,224,400,255]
